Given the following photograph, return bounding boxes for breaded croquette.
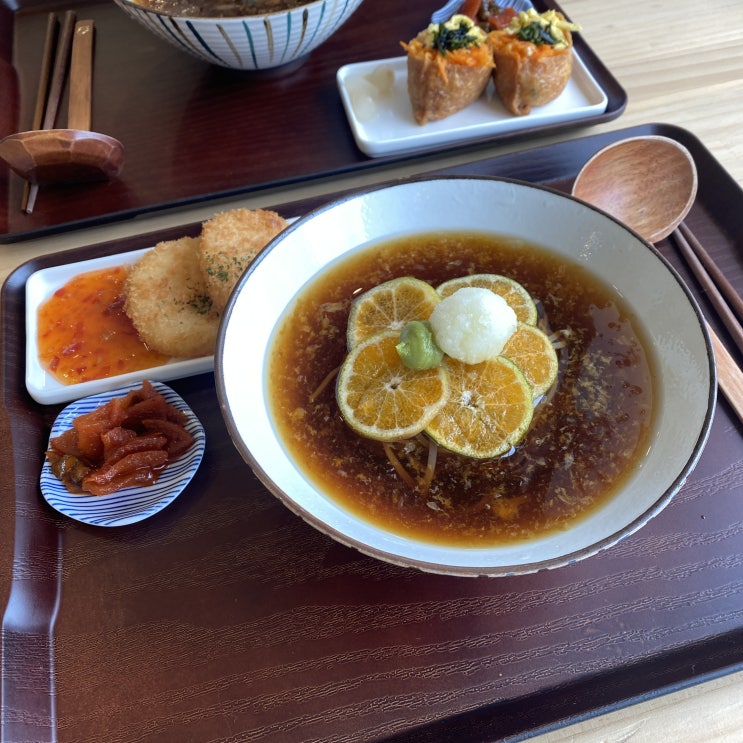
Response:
[124,237,220,358]
[198,208,288,313]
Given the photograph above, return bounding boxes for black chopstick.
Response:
[24,10,76,214]
[673,224,743,359]
[678,221,743,326]
[22,12,58,213]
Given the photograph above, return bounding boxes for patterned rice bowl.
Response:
[113,0,366,71]
[40,381,205,527]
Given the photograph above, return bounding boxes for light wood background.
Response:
[2,1,742,740]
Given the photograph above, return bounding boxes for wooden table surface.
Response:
[2,1,742,741]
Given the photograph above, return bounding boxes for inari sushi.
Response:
[403,15,494,125]
[488,9,580,116]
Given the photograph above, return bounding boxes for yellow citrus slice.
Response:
[425,356,533,459]
[347,276,441,349]
[501,322,559,398]
[336,330,450,441]
[436,274,538,325]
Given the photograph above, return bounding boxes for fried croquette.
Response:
[124,237,220,358]
[199,208,288,313]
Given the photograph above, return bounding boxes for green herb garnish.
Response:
[518,21,558,46]
[432,19,481,54]
[184,293,214,316]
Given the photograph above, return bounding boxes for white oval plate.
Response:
[40,381,205,527]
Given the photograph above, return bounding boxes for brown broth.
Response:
[135,0,311,18]
[268,232,656,547]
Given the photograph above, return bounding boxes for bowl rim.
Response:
[215,174,717,577]
[114,0,341,22]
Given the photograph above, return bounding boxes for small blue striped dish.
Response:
[431,0,534,24]
[40,381,205,527]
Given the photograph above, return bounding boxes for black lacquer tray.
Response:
[0,0,626,241]
[2,123,743,743]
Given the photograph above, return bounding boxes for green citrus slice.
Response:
[347,276,441,349]
[501,322,559,398]
[425,356,533,458]
[336,330,450,441]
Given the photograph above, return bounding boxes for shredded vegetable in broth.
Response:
[268,232,656,547]
[134,0,312,17]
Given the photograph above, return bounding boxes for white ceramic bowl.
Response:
[215,176,716,576]
[114,0,365,71]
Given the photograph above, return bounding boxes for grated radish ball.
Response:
[429,287,517,364]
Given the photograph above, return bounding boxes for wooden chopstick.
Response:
[67,20,95,132]
[22,12,58,213]
[678,221,743,325]
[41,10,76,129]
[709,328,743,423]
[673,224,743,359]
[25,10,76,214]
[671,223,743,422]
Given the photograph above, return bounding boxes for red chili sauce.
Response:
[268,232,657,548]
[37,266,169,385]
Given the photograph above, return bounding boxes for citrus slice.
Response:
[425,356,533,458]
[347,276,441,349]
[501,322,559,398]
[436,274,538,325]
[337,330,450,441]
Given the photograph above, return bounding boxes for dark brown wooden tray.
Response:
[0,0,626,242]
[3,123,743,743]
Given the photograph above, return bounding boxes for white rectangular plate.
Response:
[25,250,214,406]
[337,49,608,158]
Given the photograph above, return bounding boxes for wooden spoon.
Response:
[572,135,743,421]
[0,19,124,186]
[572,135,697,243]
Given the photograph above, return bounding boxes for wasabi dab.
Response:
[396,320,444,370]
